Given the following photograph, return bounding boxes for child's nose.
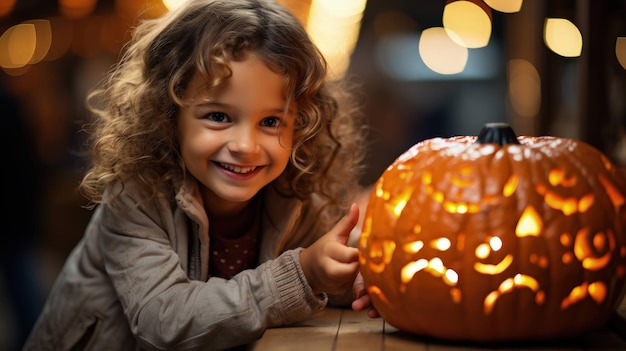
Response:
[228,126,259,154]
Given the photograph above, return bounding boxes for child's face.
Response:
[177,52,295,211]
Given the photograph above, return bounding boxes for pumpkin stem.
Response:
[475,123,521,145]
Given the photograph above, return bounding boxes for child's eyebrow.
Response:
[195,101,295,116]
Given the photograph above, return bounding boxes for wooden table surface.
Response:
[250,296,626,351]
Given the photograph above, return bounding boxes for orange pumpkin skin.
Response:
[358,124,626,342]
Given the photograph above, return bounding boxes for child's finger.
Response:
[332,203,359,245]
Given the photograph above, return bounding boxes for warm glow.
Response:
[419,27,468,75]
[548,168,576,187]
[403,240,424,254]
[367,285,390,305]
[536,182,595,215]
[489,236,502,251]
[162,0,187,11]
[544,18,583,58]
[598,174,626,208]
[515,206,543,236]
[387,187,413,218]
[483,0,522,13]
[366,239,396,273]
[24,20,52,64]
[59,0,97,18]
[443,0,492,48]
[0,24,37,69]
[503,174,519,197]
[484,274,541,314]
[475,243,490,259]
[617,37,626,70]
[307,0,366,78]
[401,258,458,286]
[474,254,513,274]
[0,0,16,17]
[574,228,614,271]
[508,59,541,118]
[431,238,451,251]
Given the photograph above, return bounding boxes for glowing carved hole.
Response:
[401,259,428,283]
[475,243,491,259]
[588,281,607,303]
[430,257,445,275]
[432,237,451,251]
[444,269,458,285]
[578,194,594,213]
[474,254,514,275]
[450,287,462,303]
[529,254,549,268]
[456,203,469,214]
[562,252,574,264]
[401,258,457,286]
[536,291,546,304]
[548,168,576,187]
[387,187,414,218]
[459,165,473,175]
[484,274,541,314]
[375,184,384,198]
[516,206,543,237]
[482,194,499,204]
[433,190,444,203]
[413,224,422,234]
[367,240,396,273]
[451,174,473,187]
[598,174,625,208]
[574,228,614,270]
[561,282,588,309]
[560,232,572,247]
[422,171,432,185]
[503,174,518,197]
[593,233,606,251]
[367,285,390,305]
[403,240,424,254]
[489,236,502,251]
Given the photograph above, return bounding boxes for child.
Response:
[24,0,375,350]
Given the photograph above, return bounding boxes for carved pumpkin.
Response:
[358,123,626,341]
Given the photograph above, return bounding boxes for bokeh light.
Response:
[419,27,468,75]
[306,0,366,78]
[59,0,97,19]
[508,59,541,118]
[0,24,37,69]
[483,0,523,13]
[544,18,583,58]
[616,37,626,70]
[443,0,492,48]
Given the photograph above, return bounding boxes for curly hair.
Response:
[81,0,367,234]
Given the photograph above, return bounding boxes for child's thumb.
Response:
[333,203,360,245]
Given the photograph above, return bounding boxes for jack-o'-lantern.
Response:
[358,123,626,341]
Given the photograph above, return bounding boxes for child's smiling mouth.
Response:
[217,162,259,174]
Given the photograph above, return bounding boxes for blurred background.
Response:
[1,0,625,349]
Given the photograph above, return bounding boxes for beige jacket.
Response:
[24,179,334,350]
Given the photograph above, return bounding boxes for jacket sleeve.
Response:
[98,192,327,350]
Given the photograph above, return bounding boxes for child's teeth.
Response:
[221,163,256,174]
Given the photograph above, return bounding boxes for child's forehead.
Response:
[185,56,293,99]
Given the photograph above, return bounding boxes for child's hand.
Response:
[351,273,380,318]
[300,203,360,295]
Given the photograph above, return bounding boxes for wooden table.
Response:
[250,297,626,351]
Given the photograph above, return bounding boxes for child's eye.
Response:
[260,117,281,128]
[205,112,229,123]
